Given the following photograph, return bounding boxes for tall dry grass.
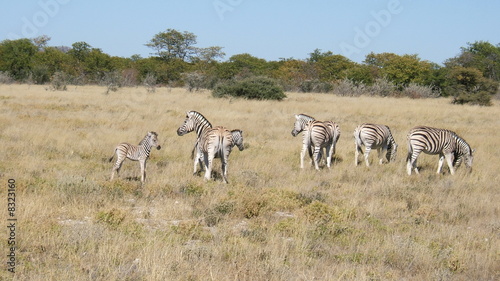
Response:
[0,85,499,280]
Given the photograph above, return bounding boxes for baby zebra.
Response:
[406,126,474,175]
[354,123,398,167]
[197,126,244,183]
[109,131,161,183]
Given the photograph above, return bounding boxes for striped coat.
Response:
[109,131,161,183]
[406,126,474,175]
[197,126,244,183]
[291,114,340,170]
[354,123,398,167]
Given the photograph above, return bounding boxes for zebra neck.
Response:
[142,142,152,157]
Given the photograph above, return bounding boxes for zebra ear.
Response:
[472,148,475,154]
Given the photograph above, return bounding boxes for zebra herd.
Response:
[108,111,475,184]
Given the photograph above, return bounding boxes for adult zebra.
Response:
[291,114,340,170]
[109,131,161,183]
[354,123,398,167]
[177,111,244,183]
[406,126,474,175]
[196,127,244,183]
[176,111,213,174]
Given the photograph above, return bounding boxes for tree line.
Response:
[0,29,498,105]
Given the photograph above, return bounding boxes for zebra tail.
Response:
[191,145,196,160]
[354,128,363,154]
[108,149,116,162]
[406,140,413,162]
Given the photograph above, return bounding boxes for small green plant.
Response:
[213,76,286,100]
[96,208,126,228]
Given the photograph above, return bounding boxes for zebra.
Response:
[192,129,244,176]
[354,123,398,167]
[109,131,161,183]
[176,111,213,174]
[406,126,474,175]
[291,114,340,170]
[196,126,244,183]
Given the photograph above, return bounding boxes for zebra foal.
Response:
[291,114,340,170]
[406,126,474,175]
[109,131,161,183]
[354,123,398,167]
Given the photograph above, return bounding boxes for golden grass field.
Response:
[0,84,499,280]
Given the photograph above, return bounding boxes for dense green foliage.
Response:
[0,32,498,105]
[213,76,286,100]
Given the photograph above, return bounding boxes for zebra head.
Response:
[231,129,244,151]
[386,143,398,163]
[177,111,212,136]
[464,147,474,171]
[142,131,161,150]
[291,114,315,137]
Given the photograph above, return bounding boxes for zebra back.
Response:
[291,114,316,136]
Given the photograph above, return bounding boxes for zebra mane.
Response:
[139,131,157,145]
[188,110,212,128]
[296,114,316,121]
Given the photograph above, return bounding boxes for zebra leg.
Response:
[203,152,213,181]
[444,153,456,175]
[378,147,386,165]
[140,159,146,183]
[364,146,372,167]
[221,155,229,184]
[436,153,445,174]
[193,148,204,175]
[300,144,308,169]
[354,143,361,166]
[110,155,125,180]
[312,146,321,170]
[325,145,333,169]
[407,154,420,175]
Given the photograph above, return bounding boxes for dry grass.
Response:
[0,85,499,280]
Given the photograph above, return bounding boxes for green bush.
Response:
[452,90,492,106]
[212,76,286,100]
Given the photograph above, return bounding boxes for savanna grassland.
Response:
[0,84,499,280]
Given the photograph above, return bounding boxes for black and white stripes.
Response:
[291,114,340,170]
[406,126,474,175]
[177,111,244,183]
[354,123,398,167]
[109,131,161,183]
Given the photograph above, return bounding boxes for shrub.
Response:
[299,79,333,93]
[452,90,492,106]
[402,83,440,99]
[212,76,286,100]
[49,71,69,91]
[142,72,157,93]
[0,71,13,84]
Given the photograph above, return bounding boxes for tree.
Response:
[364,52,434,87]
[145,29,197,61]
[0,39,38,80]
[308,49,356,81]
[68,41,92,62]
[227,53,269,77]
[445,66,498,106]
[446,41,500,81]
